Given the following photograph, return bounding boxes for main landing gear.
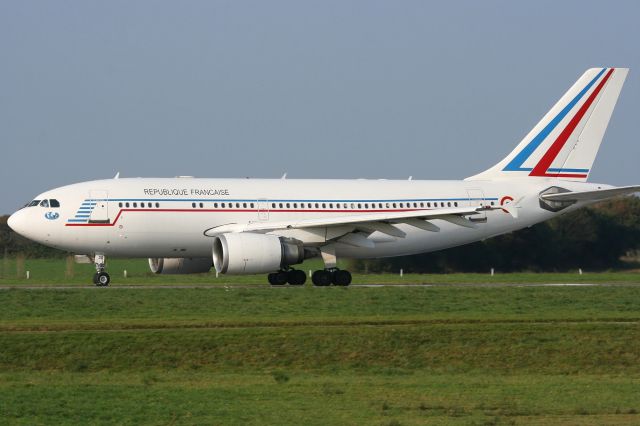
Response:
[267,268,352,286]
[268,269,307,286]
[311,269,352,286]
[92,254,111,287]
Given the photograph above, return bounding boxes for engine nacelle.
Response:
[212,233,305,274]
[148,257,213,274]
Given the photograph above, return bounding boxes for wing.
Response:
[204,205,503,245]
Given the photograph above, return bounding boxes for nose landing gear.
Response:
[92,254,111,286]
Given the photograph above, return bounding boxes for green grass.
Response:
[1,257,640,285]
[1,282,640,424]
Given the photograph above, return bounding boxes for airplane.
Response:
[7,67,639,287]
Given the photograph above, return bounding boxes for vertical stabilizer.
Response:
[467,68,628,181]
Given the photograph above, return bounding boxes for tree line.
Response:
[2,196,639,271]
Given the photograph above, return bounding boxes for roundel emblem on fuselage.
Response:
[44,212,59,220]
[499,196,514,214]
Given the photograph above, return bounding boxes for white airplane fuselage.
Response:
[8,177,604,259]
[6,67,635,285]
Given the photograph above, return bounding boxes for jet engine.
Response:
[148,257,213,274]
[212,233,305,274]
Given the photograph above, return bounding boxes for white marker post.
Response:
[26,271,30,279]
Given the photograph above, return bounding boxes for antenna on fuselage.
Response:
[114,172,120,179]
[281,173,287,179]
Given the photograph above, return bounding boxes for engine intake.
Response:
[148,257,213,274]
[212,233,305,274]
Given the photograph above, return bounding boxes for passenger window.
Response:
[420,202,424,208]
[243,203,247,208]
[329,203,333,208]
[392,203,397,208]
[286,203,290,208]
[141,202,145,208]
[50,199,60,208]
[221,203,226,208]
[455,202,459,207]
[40,200,50,208]
[200,203,204,208]
[133,203,138,208]
[322,203,326,208]
[215,203,219,208]
[119,202,123,208]
[155,202,160,208]
[447,202,451,207]
[250,203,255,208]
[126,202,130,208]
[279,203,283,208]
[272,203,276,208]
[293,203,298,208]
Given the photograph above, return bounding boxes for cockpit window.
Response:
[50,199,60,208]
[28,200,41,207]
[39,200,50,208]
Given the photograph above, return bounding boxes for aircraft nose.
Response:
[7,210,26,237]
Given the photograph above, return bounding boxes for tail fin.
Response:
[467,67,628,181]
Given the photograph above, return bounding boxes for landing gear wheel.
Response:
[312,270,333,286]
[96,272,110,287]
[92,273,99,285]
[333,270,352,286]
[287,269,307,286]
[268,271,288,286]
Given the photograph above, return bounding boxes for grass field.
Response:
[1,281,640,425]
[1,257,640,286]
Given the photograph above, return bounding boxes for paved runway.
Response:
[1,282,638,289]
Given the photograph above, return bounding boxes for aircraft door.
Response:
[89,190,110,224]
[466,188,487,222]
[257,199,269,221]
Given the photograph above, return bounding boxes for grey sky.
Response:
[1,0,639,214]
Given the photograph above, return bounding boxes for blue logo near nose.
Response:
[45,212,59,220]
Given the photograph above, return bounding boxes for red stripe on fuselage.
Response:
[529,68,615,177]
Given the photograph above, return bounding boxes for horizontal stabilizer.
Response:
[540,185,640,202]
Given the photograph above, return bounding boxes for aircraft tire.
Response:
[96,272,110,287]
[269,271,287,286]
[312,270,332,286]
[333,270,352,286]
[287,269,307,286]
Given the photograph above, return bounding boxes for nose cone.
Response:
[7,210,26,237]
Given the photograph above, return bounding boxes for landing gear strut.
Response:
[92,254,110,287]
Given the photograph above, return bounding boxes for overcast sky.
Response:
[1,0,639,214]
